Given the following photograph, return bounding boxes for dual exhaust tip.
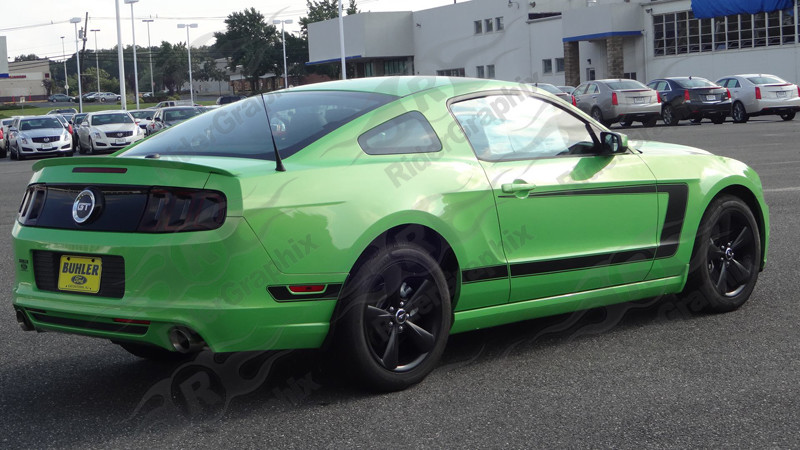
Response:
[168,326,205,353]
[15,309,34,332]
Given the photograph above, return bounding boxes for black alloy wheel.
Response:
[662,104,679,126]
[732,102,749,123]
[780,111,795,121]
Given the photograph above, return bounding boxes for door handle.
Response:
[501,181,536,194]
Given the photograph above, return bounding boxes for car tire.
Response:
[643,117,658,127]
[115,341,193,362]
[682,195,761,313]
[334,242,452,392]
[88,138,94,155]
[690,116,703,124]
[15,144,25,161]
[619,120,633,128]
[591,108,608,127]
[0,147,5,159]
[780,112,795,121]
[732,102,749,123]
[662,105,679,126]
[711,115,726,124]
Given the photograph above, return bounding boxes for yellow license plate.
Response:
[57,255,102,294]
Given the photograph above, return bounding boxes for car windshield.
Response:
[605,80,648,90]
[164,108,205,123]
[129,111,151,119]
[534,84,563,95]
[19,118,63,130]
[91,114,133,125]
[676,78,716,88]
[73,114,87,124]
[122,91,397,160]
[747,75,785,85]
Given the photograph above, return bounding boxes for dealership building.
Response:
[308,0,800,86]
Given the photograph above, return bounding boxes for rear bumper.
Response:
[750,98,800,115]
[11,218,344,353]
[677,100,731,118]
[611,103,661,123]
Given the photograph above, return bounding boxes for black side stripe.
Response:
[464,183,689,281]
[462,265,509,284]
[267,284,342,301]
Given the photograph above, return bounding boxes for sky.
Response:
[3,0,459,61]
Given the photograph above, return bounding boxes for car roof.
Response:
[286,76,504,97]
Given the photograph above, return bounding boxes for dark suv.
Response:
[647,77,731,125]
[216,95,247,105]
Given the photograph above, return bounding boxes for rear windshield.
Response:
[122,91,396,160]
[163,108,205,123]
[19,118,63,130]
[605,80,648,90]
[747,76,785,85]
[534,84,563,95]
[129,111,151,119]
[676,78,716,88]
[91,113,134,125]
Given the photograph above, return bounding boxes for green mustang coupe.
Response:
[12,77,768,391]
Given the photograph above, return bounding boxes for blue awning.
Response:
[691,0,793,19]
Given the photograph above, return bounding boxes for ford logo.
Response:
[71,275,87,285]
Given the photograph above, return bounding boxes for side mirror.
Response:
[155,117,162,122]
[145,116,152,121]
[600,131,628,154]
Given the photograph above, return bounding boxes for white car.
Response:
[716,74,800,123]
[76,111,145,154]
[1,117,17,158]
[7,116,73,160]
[128,109,155,133]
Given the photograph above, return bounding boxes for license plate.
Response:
[706,95,717,101]
[40,147,54,151]
[57,255,102,294]
[115,139,126,145]
[634,97,645,104]
[777,90,787,98]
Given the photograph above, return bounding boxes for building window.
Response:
[555,57,565,72]
[485,18,494,33]
[487,65,495,79]
[384,59,407,75]
[476,65,485,78]
[542,59,553,74]
[623,72,637,80]
[437,68,466,77]
[496,17,504,31]
[653,7,797,57]
[474,20,482,34]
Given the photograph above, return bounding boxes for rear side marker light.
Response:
[755,86,762,99]
[611,92,618,106]
[113,318,151,325]
[288,285,326,294]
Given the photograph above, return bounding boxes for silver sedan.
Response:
[717,74,800,123]
[572,79,661,127]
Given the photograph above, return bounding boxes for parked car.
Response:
[88,92,121,103]
[647,77,731,125]
[147,106,206,135]
[75,111,144,154]
[153,100,196,109]
[0,117,17,157]
[557,85,575,95]
[47,108,78,115]
[572,79,661,127]
[69,113,88,147]
[128,109,155,132]
[530,82,571,102]
[81,92,98,102]
[7,115,73,160]
[216,95,247,105]
[716,74,800,123]
[11,77,768,392]
[48,94,72,102]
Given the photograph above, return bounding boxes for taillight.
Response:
[755,86,762,99]
[726,89,731,99]
[612,92,618,106]
[68,124,73,135]
[684,90,691,101]
[571,95,576,106]
[657,92,662,103]
[137,188,226,232]
[0,128,3,140]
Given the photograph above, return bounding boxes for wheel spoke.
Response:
[715,264,728,294]
[381,328,399,370]
[708,238,724,259]
[405,320,435,353]
[731,226,751,251]
[405,279,433,311]
[729,258,752,285]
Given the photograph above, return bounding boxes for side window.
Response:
[733,79,741,88]
[358,111,442,155]
[589,84,600,94]
[450,94,597,161]
[647,81,658,90]
[573,84,588,95]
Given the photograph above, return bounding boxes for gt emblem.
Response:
[72,188,103,224]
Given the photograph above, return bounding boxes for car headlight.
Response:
[93,131,102,139]
[63,131,70,141]
[20,136,28,144]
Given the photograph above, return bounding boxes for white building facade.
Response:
[308,0,800,86]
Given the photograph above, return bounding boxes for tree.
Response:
[155,41,188,95]
[14,54,41,62]
[299,0,358,37]
[213,8,280,92]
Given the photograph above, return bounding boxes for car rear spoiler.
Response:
[32,156,236,177]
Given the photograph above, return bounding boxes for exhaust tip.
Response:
[168,327,204,353]
[16,309,34,332]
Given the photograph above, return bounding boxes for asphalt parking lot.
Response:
[1,117,798,448]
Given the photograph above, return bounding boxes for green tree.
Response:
[213,8,279,92]
[14,54,41,62]
[155,41,188,95]
[299,0,358,37]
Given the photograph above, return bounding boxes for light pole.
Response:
[273,19,293,89]
[91,29,101,93]
[115,0,127,110]
[70,17,83,113]
[143,19,154,96]
[338,0,346,80]
[60,36,69,95]
[124,0,140,109]
[178,23,198,104]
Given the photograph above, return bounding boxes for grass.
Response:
[0,100,215,119]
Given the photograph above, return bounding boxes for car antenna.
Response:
[259,93,286,172]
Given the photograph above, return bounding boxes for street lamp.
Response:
[60,36,69,94]
[273,19,293,89]
[114,0,127,110]
[177,23,198,104]
[124,0,140,109]
[91,29,101,93]
[70,17,83,113]
[338,0,346,80]
[143,19,154,96]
